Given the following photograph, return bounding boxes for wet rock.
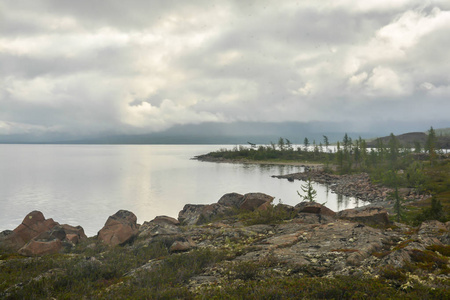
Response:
[239,193,274,211]
[337,207,390,227]
[98,210,139,246]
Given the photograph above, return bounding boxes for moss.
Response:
[426,244,450,257]
[331,249,360,253]
[409,249,449,273]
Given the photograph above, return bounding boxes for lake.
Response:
[0,144,367,236]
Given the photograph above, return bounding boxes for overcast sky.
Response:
[1,0,449,140]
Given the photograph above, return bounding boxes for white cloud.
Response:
[0,1,449,140]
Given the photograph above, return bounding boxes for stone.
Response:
[178,204,207,225]
[60,224,87,243]
[295,202,336,218]
[169,237,196,252]
[337,207,390,227]
[218,193,244,208]
[151,216,180,226]
[18,239,63,256]
[239,193,274,211]
[0,211,59,251]
[98,210,139,246]
[178,203,232,225]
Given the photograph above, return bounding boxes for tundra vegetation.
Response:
[201,127,449,225]
[0,127,449,299]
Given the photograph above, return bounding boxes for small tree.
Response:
[277,137,285,151]
[297,178,317,202]
[391,187,403,222]
[304,137,310,151]
[323,135,329,152]
[425,126,437,165]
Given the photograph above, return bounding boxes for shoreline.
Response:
[194,154,430,214]
[193,154,324,168]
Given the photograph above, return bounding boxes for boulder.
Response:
[337,207,390,227]
[139,220,181,240]
[0,211,59,251]
[239,193,274,211]
[295,202,336,218]
[60,224,87,244]
[218,193,244,208]
[18,239,63,256]
[151,215,180,226]
[169,236,196,252]
[178,204,207,225]
[98,210,139,246]
[178,203,232,225]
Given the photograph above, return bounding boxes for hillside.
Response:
[367,129,450,149]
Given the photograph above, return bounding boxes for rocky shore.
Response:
[274,170,431,209]
[1,188,449,297]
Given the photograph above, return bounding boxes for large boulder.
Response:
[98,210,139,246]
[0,211,59,251]
[218,193,244,209]
[61,224,88,244]
[239,193,274,211]
[178,203,231,225]
[18,239,63,256]
[337,207,390,227]
[0,211,87,256]
[139,216,182,240]
[295,202,336,218]
[151,215,180,226]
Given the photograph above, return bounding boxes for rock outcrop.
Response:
[98,210,139,246]
[0,211,87,256]
[295,202,337,218]
[1,211,59,251]
[178,192,275,225]
[337,207,390,227]
[239,193,274,211]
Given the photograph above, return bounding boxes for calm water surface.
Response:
[0,145,367,236]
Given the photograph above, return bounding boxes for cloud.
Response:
[0,1,449,140]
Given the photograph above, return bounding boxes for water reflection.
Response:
[0,145,369,236]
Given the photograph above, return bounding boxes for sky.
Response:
[1,0,449,141]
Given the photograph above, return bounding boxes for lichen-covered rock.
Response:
[218,193,244,208]
[337,207,390,227]
[18,239,63,256]
[295,202,336,218]
[239,193,274,211]
[98,210,139,246]
[169,236,196,252]
[60,224,87,244]
[152,216,180,226]
[178,203,232,225]
[0,211,59,251]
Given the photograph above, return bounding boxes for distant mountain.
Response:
[2,122,449,145]
[367,129,450,149]
[67,122,377,145]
